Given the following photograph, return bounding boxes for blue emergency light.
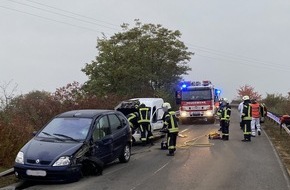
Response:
[215,89,221,95]
[180,81,192,89]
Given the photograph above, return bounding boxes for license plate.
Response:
[191,112,201,116]
[26,170,47,176]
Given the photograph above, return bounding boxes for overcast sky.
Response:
[1,0,290,101]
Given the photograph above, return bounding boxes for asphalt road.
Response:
[12,109,290,190]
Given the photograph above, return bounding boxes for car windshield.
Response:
[37,118,92,141]
[182,89,212,101]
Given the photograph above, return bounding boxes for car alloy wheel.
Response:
[119,144,131,163]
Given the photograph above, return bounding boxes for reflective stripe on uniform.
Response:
[221,107,231,121]
[167,111,179,133]
[138,108,150,123]
[243,104,252,121]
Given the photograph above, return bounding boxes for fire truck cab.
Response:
[175,80,221,124]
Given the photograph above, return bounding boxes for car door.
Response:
[108,114,127,159]
[91,115,113,162]
[151,107,164,130]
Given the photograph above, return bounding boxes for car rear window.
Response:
[108,114,122,133]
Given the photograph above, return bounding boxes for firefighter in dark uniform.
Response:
[126,102,140,134]
[260,103,267,123]
[216,98,225,131]
[138,103,154,146]
[241,95,252,142]
[162,102,179,156]
[220,98,231,140]
[126,111,139,134]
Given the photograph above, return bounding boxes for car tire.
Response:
[119,143,131,163]
[82,157,104,176]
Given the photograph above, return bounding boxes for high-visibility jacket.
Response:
[220,105,231,121]
[126,112,139,129]
[242,102,252,121]
[163,110,179,133]
[250,102,260,118]
[138,107,151,124]
[216,104,225,118]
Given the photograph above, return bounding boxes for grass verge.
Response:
[263,120,290,175]
[0,167,19,188]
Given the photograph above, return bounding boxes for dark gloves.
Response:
[160,127,169,133]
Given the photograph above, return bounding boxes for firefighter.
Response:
[162,102,179,156]
[260,103,267,123]
[241,95,252,142]
[220,98,231,140]
[216,98,225,131]
[126,111,139,134]
[250,99,261,136]
[238,99,244,130]
[137,103,154,146]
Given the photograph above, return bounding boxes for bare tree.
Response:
[0,80,18,109]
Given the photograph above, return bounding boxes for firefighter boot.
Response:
[242,135,249,142]
[150,139,154,146]
[142,141,146,146]
[167,149,174,156]
[221,135,225,140]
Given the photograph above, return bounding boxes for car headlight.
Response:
[180,111,188,117]
[15,151,24,164]
[53,156,71,166]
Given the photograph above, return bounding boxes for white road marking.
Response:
[180,129,188,133]
[130,160,172,190]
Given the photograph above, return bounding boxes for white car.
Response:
[115,98,165,143]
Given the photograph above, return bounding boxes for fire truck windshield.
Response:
[181,89,212,101]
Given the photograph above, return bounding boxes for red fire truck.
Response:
[175,80,221,124]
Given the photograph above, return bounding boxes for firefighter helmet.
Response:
[242,95,250,100]
[162,102,172,109]
[138,103,146,108]
[134,100,140,108]
[223,98,229,103]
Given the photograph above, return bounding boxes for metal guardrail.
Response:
[266,112,290,135]
[229,105,290,135]
[0,168,14,177]
[267,112,281,124]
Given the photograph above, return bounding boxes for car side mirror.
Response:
[90,137,103,145]
[32,131,38,136]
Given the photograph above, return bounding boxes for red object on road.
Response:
[280,115,290,125]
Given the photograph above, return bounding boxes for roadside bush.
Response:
[0,89,129,168]
[263,93,290,115]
